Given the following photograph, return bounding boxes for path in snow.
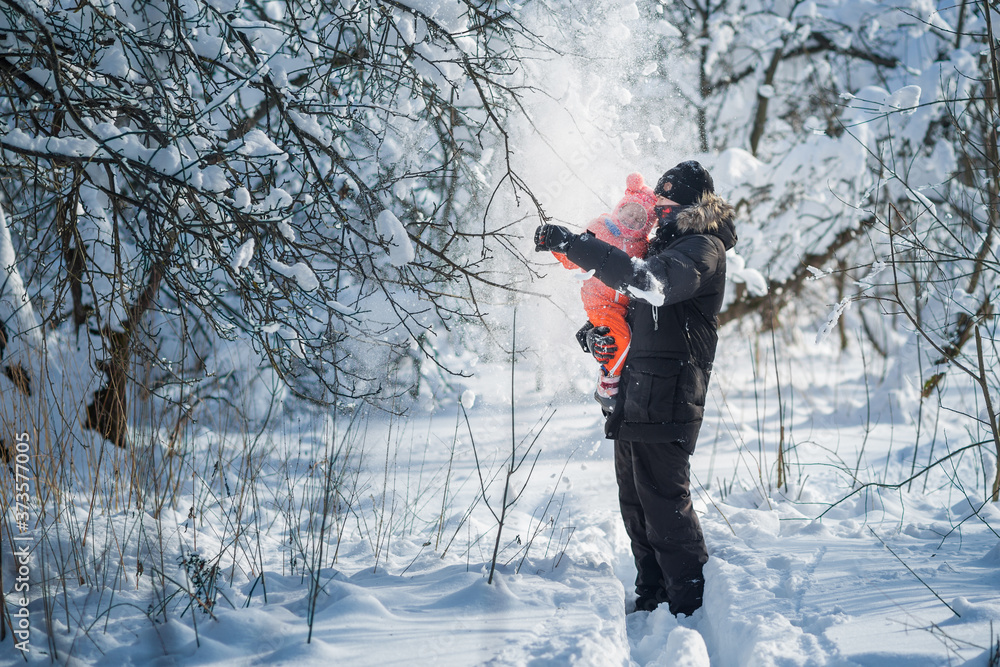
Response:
[575,338,1000,667]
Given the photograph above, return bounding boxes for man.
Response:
[534,161,736,615]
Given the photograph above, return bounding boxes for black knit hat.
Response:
[653,160,714,206]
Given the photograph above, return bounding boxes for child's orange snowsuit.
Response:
[553,173,657,379]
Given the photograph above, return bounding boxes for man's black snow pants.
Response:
[614,439,708,615]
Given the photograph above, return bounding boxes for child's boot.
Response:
[594,372,619,413]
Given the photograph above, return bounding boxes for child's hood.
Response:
[611,173,657,239]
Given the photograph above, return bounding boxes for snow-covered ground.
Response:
[3,1,998,665]
[4,324,999,666]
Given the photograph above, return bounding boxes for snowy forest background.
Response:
[1,0,999,664]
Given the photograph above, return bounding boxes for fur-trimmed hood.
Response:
[651,192,737,252]
[676,192,734,236]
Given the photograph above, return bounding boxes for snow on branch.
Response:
[0,0,547,413]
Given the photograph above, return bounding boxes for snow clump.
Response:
[375,209,415,266]
[269,258,319,291]
[230,238,255,272]
[461,389,476,410]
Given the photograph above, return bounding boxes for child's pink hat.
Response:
[612,173,657,238]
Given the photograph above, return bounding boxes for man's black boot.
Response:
[631,586,667,613]
[667,576,705,617]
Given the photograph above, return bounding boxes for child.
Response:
[551,173,657,407]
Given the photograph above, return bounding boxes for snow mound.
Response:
[663,627,711,667]
[949,597,1000,621]
[631,610,711,667]
[980,541,1000,566]
[715,147,764,189]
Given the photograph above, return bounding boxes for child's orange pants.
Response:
[581,278,631,376]
[555,251,632,376]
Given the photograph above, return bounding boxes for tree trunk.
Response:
[84,263,165,449]
[720,216,876,327]
[749,47,784,156]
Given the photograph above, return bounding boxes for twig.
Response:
[868,528,961,618]
[973,326,1000,501]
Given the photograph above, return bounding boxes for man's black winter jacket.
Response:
[565,193,737,452]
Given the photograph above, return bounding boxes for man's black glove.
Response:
[575,322,595,353]
[586,326,618,364]
[534,224,577,252]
